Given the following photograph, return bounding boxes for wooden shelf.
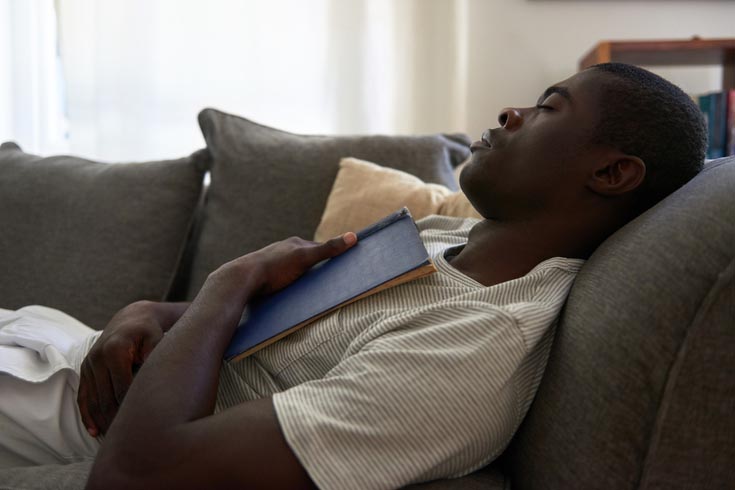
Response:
[579,37,735,89]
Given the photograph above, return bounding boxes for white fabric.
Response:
[0,306,101,468]
[215,215,585,489]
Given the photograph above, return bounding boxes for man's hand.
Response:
[203,233,358,313]
[77,301,189,437]
[246,232,358,294]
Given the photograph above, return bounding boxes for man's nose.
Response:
[498,108,522,130]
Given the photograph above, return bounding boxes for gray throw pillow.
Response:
[0,142,209,329]
[183,108,471,298]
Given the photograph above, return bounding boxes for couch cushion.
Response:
[0,460,511,490]
[0,461,91,490]
[313,157,481,242]
[504,156,735,489]
[184,109,470,298]
[405,463,509,489]
[0,142,208,330]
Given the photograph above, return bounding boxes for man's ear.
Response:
[587,155,646,196]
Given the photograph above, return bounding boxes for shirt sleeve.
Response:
[272,302,527,490]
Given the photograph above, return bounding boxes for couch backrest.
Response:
[0,142,208,329]
[504,156,735,489]
[171,109,471,300]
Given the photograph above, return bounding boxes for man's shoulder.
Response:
[417,215,481,237]
[416,215,479,258]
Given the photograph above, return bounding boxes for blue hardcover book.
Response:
[224,208,437,361]
[710,91,727,159]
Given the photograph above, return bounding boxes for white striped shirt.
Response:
[216,215,584,489]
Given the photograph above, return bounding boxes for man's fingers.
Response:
[313,232,357,262]
[288,233,357,280]
[108,357,134,407]
[91,358,118,432]
[81,362,108,436]
[96,335,141,417]
[76,370,98,437]
[139,327,164,363]
[105,336,139,405]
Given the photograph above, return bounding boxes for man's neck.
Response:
[448,217,598,287]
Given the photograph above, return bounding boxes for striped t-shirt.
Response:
[215,215,584,489]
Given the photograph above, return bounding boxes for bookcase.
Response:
[579,37,735,90]
[580,37,735,158]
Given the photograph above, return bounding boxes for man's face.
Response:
[460,69,608,221]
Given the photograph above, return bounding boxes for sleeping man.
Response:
[0,63,706,489]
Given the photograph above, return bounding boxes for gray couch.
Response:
[0,109,733,489]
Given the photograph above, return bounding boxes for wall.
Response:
[460,0,735,140]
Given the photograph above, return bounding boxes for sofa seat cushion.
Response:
[505,156,735,489]
[184,109,471,298]
[0,142,208,329]
[0,460,510,490]
[0,460,91,490]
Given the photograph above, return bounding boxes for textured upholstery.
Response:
[504,156,735,490]
[637,264,734,489]
[406,463,509,489]
[0,142,209,330]
[183,109,471,298]
[0,461,91,490]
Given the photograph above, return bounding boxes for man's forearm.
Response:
[87,235,354,488]
[145,300,192,332]
[77,300,193,437]
[102,265,261,435]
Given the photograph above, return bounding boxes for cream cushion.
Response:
[314,157,481,242]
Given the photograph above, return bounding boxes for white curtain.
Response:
[0,0,68,155]
[1,0,468,161]
[5,1,735,162]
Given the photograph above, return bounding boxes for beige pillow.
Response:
[314,157,481,242]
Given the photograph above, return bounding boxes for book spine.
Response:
[699,94,712,159]
[356,207,410,240]
[728,89,735,157]
[711,92,726,159]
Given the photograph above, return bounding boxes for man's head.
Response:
[460,63,706,224]
[587,63,707,210]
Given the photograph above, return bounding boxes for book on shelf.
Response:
[224,207,437,362]
[728,90,735,157]
[698,89,735,158]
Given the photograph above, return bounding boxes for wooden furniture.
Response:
[579,37,735,90]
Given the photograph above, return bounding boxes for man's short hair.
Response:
[589,63,707,211]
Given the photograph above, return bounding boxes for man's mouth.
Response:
[469,130,493,152]
[481,129,492,147]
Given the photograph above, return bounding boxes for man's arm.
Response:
[86,234,356,490]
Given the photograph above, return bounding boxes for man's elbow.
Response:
[85,456,133,490]
[85,444,155,490]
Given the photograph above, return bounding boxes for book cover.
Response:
[224,208,437,361]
